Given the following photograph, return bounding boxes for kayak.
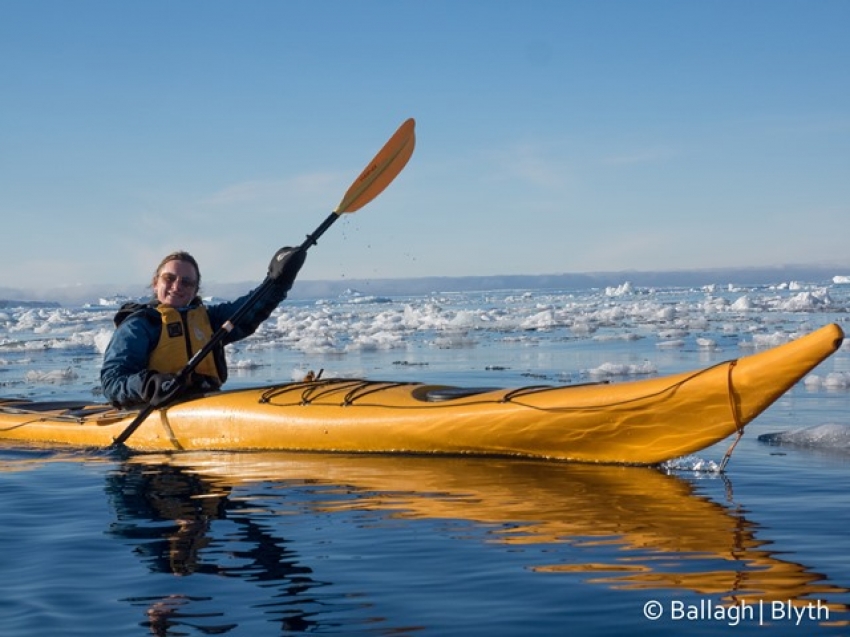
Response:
[0,323,843,464]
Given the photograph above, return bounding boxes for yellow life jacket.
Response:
[148,305,223,386]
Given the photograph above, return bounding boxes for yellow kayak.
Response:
[0,323,843,464]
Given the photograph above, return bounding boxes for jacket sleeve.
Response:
[100,313,160,407]
[207,281,290,344]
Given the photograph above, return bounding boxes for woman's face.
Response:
[154,259,199,307]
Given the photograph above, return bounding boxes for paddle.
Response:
[110,118,416,449]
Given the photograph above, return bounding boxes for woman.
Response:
[101,246,305,408]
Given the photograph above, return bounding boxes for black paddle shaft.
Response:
[111,212,343,448]
[300,211,339,249]
[110,277,274,447]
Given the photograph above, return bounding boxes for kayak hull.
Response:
[0,323,843,464]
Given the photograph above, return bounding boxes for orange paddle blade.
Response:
[334,118,416,214]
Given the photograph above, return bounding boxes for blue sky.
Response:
[2,1,849,295]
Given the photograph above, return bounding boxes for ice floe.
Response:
[0,276,847,401]
[758,423,850,450]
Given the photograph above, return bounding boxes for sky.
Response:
[2,0,849,298]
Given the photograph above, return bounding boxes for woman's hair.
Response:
[151,251,202,299]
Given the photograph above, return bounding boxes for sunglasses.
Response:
[158,272,198,289]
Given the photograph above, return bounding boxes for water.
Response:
[1,279,849,635]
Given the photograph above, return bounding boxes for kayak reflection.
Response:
[108,452,848,632]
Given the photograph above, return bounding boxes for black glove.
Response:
[268,246,307,290]
[142,372,183,408]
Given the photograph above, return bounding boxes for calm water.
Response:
[1,281,849,635]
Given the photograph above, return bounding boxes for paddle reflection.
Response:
[107,452,848,633]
